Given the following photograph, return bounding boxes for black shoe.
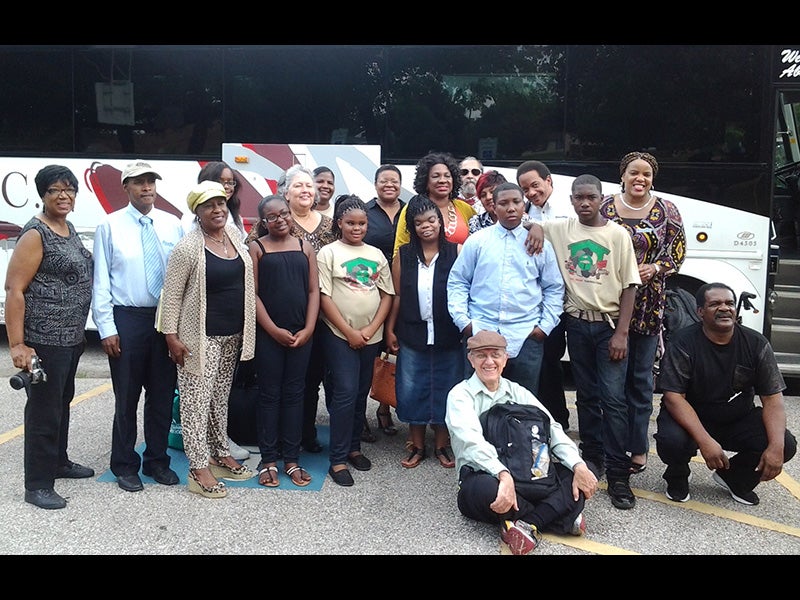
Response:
[607,477,636,509]
[301,439,323,453]
[328,466,354,487]
[55,460,95,479]
[665,472,692,502]
[712,470,760,505]
[142,466,179,486]
[347,453,372,471]
[117,474,144,492]
[25,488,67,510]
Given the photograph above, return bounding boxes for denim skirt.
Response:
[395,344,463,425]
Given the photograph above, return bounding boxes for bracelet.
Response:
[653,264,661,274]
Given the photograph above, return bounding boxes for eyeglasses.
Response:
[470,350,505,361]
[263,210,291,224]
[46,187,77,197]
[219,180,237,188]
[460,168,482,177]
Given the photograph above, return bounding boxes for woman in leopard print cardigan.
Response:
[158,181,257,497]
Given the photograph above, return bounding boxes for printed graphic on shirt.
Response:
[341,257,380,289]
[564,239,611,282]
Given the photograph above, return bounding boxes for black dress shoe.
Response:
[328,467,354,487]
[302,439,323,453]
[142,466,179,486]
[56,461,95,479]
[117,474,144,492]
[25,488,67,509]
[347,452,372,471]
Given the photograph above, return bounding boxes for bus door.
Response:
[771,88,800,377]
[774,90,800,258]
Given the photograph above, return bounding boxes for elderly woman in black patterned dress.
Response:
[5,165,95,509]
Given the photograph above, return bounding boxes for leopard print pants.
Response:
[178,333,242,470]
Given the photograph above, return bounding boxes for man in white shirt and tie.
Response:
[517,160,573,431]
[92,161,185,492]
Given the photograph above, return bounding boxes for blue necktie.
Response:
[140,215,164,298]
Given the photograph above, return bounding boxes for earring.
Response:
[620,181,626,193]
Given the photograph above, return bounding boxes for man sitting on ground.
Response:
[445,330,598,555]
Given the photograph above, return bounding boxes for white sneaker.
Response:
[228,437,250,460]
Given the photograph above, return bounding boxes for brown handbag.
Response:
[370,352,397,407]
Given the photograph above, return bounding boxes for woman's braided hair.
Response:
[619,151,659,179]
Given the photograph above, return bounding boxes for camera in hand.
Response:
[10,355,47,390]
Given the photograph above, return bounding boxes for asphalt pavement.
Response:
[0,329,798,557]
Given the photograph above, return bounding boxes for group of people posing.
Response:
[7,152,795,557]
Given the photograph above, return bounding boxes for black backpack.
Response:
[663,287,701,343]
[479,402,559,500]
[655,288,701,392]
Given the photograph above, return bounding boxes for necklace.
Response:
[202,229,228,256]
[444,203,457,237]
[618,193,653,212]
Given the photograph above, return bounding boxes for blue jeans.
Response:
[625,331,659,456]
[564,314,630,477]
[503,336,545,396]
[538,317,569,429]
[321,326,379,466]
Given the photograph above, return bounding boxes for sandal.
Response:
[209,456,254,480]
[257,463,280,487]
[629,454,647,474]
[401,446,427,469]
[434,446,456,469]
[376,407,398,436]
[285,464,312,487]
[188,470,227,498]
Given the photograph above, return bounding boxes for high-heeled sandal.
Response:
[361,422,377,443]
[188,470,227,498]
[209,457,254,480]
[376,407,398,436]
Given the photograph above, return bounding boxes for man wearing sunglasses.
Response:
[458,156,484,214]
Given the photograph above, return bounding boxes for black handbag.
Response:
[228,355,258,445]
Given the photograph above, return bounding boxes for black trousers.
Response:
[23,342,85,491]
[655,403,797,491]
[301,323,329,444]
[109,306,176,477]
[456,463,584,535]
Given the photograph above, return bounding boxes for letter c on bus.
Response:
[2,171,28,208]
